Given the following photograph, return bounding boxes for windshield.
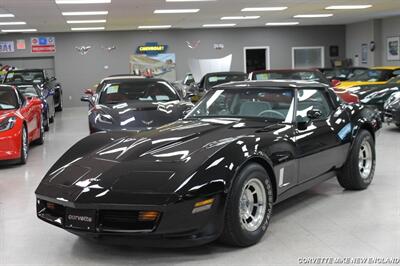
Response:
[4,71,44,84]
[253,71,327,84]
[17,85,39,98]
[348,70,390,82]
[98,80,180,105]
[0,88,18,110]
[186,88,294,122]
[205,73,247,89]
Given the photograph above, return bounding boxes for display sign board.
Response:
[0,41,15,53]
[136,42,168,55]
[31,37,56,53]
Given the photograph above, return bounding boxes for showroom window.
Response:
[292,46,325,69]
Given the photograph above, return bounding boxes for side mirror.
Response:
[81,95,91,102]
[25,96,33,101]
[307,109,322,120]
[331,79,341,87]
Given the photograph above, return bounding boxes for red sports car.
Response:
[0,85,44,164]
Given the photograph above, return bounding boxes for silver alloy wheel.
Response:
[358,139,373,179]
[22,128,28,160]
[239,178,267,232]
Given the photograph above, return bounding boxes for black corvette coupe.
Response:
[36,80,381,247]
[81,75,194,133]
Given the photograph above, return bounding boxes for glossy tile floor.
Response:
[0,107,399,265]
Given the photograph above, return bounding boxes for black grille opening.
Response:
[99,210,159,232]
[37,199,66,225]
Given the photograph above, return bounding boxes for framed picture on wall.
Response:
[361,43,368,64]
[387,36,400,61]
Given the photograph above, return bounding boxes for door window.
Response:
[296,89,332,122]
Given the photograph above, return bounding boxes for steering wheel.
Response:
[257,110,286,119]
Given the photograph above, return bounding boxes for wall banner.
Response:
[0,41,15,53]
[31,37,56,53]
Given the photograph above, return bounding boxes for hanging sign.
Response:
[136,42,168,55]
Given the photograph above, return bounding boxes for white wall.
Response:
[346,20,377,67]
[381,16,400,66]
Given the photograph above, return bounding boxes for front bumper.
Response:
[36,193,225,247]
[0,127,22,161]
[383,108,400,124]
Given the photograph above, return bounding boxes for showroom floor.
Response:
[0,107,399,265]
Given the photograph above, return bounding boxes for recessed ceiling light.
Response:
[67,19,106,24]
[294,14,333,18]
[1,29,37,32]
[221,16,260,20]
[71,27,105,31]
[203,23,236,27]
[62,11,108,16]
[241,7,288,12]
[138,25,172,29]
[154,9,200,14]
[266,22,299,26]
[325,5,372,10]
[0,22,26,25]
[56,0,111,3]
[0,14,15,18]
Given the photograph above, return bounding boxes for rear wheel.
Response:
[55,92,63,112]
[19,126,29,164]
[44,110,50,131]
[35,114,45,145]
[220,163,273,247]
[337,130,375,190]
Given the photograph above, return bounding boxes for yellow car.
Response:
[336,66,400,90]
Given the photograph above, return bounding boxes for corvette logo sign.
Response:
[31,37,56,53]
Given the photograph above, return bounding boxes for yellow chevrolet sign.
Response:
[137,44,167,54]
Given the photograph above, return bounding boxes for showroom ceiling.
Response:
[0,0,399,33]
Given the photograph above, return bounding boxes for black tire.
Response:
[44,110,50,131]
[396,123,400,129]
[55,92,63,112]
[220,163,273,247]
[19,126,29,165]
[337,130,375,190]
[35,114,45,145]
[49,114,54,124]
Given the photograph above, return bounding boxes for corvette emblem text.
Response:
[67,215,93,223]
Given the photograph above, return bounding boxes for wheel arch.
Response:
[237,156,278,203]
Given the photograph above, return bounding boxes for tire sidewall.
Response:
[227,164,273,246]
[352,131,376,188]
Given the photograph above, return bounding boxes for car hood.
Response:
[348,84,400,104]
[37,118,277,203]
[336,81,388,89]
[90,101,191,130]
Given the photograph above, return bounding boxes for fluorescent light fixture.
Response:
[0,22,26,25]
[1,29,37,32]
[0,14,15,18]
[202,23,236,27]
[67,19,106,24]
[221,16,260,20]
[166,0,215,1]
[138,25,172,29]
[241,7,288,12]
[56,0,111,3]
[294,14,333,18]
[62,11,108,16]
[325,5,372,10]
[154,9,199,14]
[71,27,105,31]
[266,22,299,26]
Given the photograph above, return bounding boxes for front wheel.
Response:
[55,93,63,112]
[19,126,29,164]
[337,130,375,190]
[220,163,273,247]
[396,123,400,129]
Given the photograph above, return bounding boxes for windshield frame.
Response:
[251,70,330,85]
[4,70,45,84]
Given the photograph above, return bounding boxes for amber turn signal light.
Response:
[46,202,56,210]
[192,198,215,214]
[138,211,160,221]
